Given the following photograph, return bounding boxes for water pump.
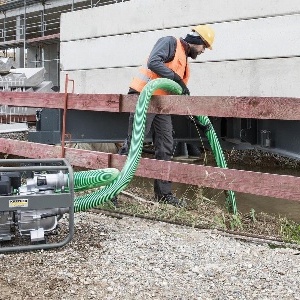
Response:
[0,158,74,253]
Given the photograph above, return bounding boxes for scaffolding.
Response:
[0,0,128,84]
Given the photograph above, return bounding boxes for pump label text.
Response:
[9,199,29,208]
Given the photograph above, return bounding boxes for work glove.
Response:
[173,73,190,95]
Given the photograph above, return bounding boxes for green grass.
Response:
[280,218,300,244]
[81,185,300,246]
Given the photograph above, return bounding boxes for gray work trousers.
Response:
[128,112,173,196]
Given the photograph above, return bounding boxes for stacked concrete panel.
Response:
[0,58,13,73]
[0,59,53,93]
[60,0,300,96]
[0,65,53,127]
[0,67,46,88]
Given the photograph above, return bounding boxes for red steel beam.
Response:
[1,138,300,202]
[27,33,60,44]
[0,34,60,49]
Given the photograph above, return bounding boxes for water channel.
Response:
[132,153,300,223]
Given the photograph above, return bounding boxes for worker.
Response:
[118,24,215,207]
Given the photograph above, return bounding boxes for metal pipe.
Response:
[61,74,74,158]
[56,42,60,87]
[61,74,69,158]
[3,11,6,42]
[41,4,45,37]
[41,3,45,67]
[41,46,44,68]
[35,50,38,67]
[23,0,26,68]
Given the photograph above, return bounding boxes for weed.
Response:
[213,212,243,231]
[250,208,257,223]
[280,218,300,244]
[229,213,243,231]
[89,186,298,245]
[97,200,115,210]
[213,213,227,230]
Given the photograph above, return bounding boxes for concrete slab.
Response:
[9,67,45,87]
[61,57,300,97]
[32,81,54,92]
[0,57,13,73]
[60,14,300,71]
[0,123,28,133]
[188,57,300,97]
[60,67,137,94]
[61,0,300,41]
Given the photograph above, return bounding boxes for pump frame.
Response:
[0,158,74,253]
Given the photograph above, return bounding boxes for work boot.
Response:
[155,193,186,208]
[118,136,131,156]
[186,143,201,157]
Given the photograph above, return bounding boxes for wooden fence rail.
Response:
[0,92,300,202]
[1,92,300,119]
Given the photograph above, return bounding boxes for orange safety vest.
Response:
[130,39,190,95]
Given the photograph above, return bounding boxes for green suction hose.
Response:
[196,116,237,214]
[73,78,237,214]
[72,168,120,192]
[74,78,181,212]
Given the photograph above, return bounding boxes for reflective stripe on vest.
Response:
[130,39,190,95]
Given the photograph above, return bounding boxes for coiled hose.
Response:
[73,78,237,214]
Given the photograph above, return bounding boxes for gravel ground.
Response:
[1,131,300,299]
[1,212,300,300]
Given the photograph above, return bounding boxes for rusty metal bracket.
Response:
[61,74,74,158]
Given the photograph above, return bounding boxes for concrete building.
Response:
[60,0,300,97]
[0,0,128,87]
[2,0,300,97]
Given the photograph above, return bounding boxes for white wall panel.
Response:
[61,14,300,71]
[61,58,300,98]
[60,0,300,97]
[189,58,300,97]
[60,67,138,94]
[61,0,300,41]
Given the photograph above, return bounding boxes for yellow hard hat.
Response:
[192,25,215,50]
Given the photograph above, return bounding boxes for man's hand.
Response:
[173,73,190,95]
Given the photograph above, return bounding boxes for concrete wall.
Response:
[60,0,300,97]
